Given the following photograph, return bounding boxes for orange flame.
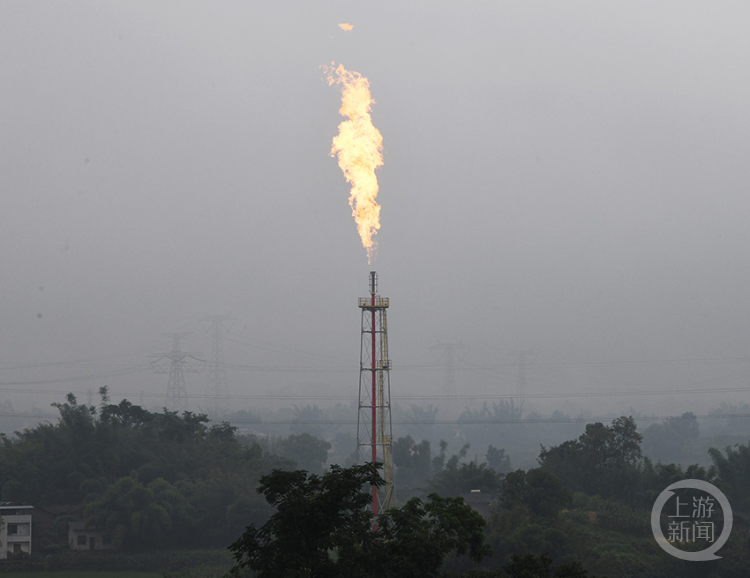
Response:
[325,63,383,263]
[338,23,353,31]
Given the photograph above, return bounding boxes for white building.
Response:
[0,503,33,559]
[67,521,116,551]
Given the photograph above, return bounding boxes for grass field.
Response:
[0,548,233,576]
[0,572,161,578]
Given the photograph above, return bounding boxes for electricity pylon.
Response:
[429,341,469,415]
[201,315,235,417]
[509,348,536,400]
[150,333,205,411]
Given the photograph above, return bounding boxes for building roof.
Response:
[0,502,33,510]
[68,521,106,532]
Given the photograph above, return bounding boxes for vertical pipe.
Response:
[371,291,378,517]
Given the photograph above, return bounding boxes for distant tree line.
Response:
[4,389,750,577]
[0,388,303,549]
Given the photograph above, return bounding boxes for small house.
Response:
[67,521,116,551]
[0,503,33,559]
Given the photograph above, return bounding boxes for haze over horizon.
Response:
[3,2,750,423]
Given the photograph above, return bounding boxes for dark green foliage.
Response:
[208,421,239,443]
[538,416,642,502]
[0,548,233,573]
[394,437,510,502]
[393,435,433,492]
[277,432,332,474]
[227,463,490,578]
[708,442,750,512]
[501,469,571,519]
[83,476,192,549]
[99,398,155,428]
[458,553,598,578]
[228,464,380,578]
[482,418,750,578]
[0,390,293,550]
[13,391,750,577]
[424,440,506,502]
[636,458,715,509]
[430,460,504,497]
[374,493,491,578]
[502,553,599,577]
[568,494,651,536]
[641,412,699,464]
[484,505,571,569]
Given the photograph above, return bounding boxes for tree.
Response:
[500,469,571,519]
[642,412,699,464]
[227,463,490,578]
[709,442,750,512]
[458,400,524,448]
[487,445,512,474]
[577,416,641,470]
[0,391,300,548]
[433,439,449,472]
[83,475,193,549]
[374,493,491,578]
[278,433,331,474]
[502,553,597,578]
[538,416,642,500]
[426,440,504,498]
[393,435,433,491]
[430,461,503,497]
[228,464,380,578]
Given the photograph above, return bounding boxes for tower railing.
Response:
[358,297,389,308]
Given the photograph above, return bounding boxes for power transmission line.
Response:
[6,379,750,402]
[3,409,750,427]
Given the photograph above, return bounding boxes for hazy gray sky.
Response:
[2,1,750,416]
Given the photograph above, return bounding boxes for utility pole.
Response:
[150,333,205,411]
[201,315,235,417]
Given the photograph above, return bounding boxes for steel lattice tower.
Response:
[150,333,205,411]
[509,348,536,400]
[201,315,235,417]
[429,341,469,416]
[357,271,394,514]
